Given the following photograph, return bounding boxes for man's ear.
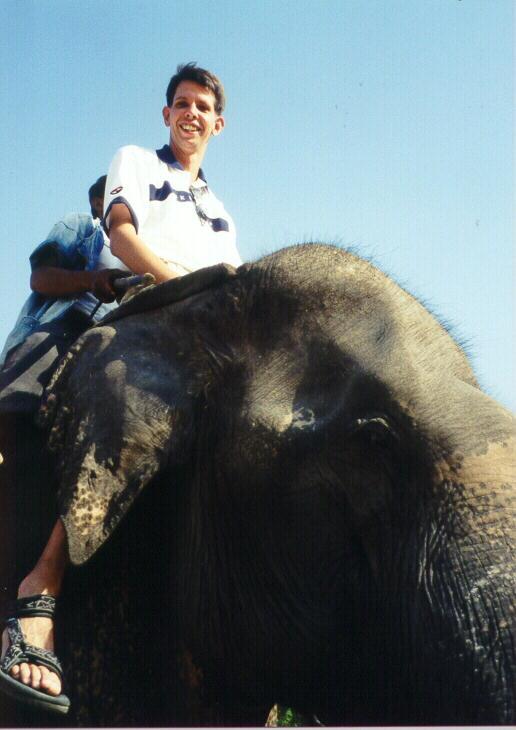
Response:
[211,115,225,136]
[163,106,171,127]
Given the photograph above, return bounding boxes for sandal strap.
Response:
[1,643,29,674]
[1,609,63,680]
[14,594,57,619]
[1,619,28,673]
[24,644,64,680]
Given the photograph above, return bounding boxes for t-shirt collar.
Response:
[156,144,207,183]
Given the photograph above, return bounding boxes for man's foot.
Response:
[1,586,62,696]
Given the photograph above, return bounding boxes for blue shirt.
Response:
[0,212,116,367]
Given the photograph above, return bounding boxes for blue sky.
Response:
[0,0,513,410]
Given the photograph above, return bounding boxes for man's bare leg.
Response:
[1,518,68,696]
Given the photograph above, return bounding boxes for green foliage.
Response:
[266,703,309,726]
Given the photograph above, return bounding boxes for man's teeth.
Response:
[181,124,198,131]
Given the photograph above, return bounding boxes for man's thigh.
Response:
[0,311,91,414]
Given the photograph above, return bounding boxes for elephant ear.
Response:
[431,377,515,587]
[39,308,193,565]
[431,377,515,480]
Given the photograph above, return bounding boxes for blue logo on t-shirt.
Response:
[150,181,190,203]
[149,182,229,233]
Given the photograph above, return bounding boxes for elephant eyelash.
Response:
[355,416,390,430]
[353,415,399,444]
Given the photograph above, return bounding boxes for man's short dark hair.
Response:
[88,175,107,218]
[166,62,225,115]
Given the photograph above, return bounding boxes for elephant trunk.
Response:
[422,382,515,722]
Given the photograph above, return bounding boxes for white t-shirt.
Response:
[103,144,241,275]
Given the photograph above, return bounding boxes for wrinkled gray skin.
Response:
[38,244,514,725]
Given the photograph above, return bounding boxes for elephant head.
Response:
[40,244,515,725]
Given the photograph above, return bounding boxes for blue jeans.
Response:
[0,308,92,414]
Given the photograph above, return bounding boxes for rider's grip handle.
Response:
[112,274,147,294]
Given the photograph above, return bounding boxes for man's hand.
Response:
[90,269,133,303]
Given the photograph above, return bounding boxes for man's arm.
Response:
[107,204,181,283]
[31,267,129,303]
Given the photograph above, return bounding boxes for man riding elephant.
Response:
[0,62,241,715]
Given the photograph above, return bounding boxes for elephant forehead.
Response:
[240,346,355,436]
[244,399,317,434]
[243,352,305,432]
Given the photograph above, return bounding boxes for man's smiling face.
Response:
[163,80,224,163]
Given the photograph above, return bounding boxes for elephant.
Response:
[1,243,514,726]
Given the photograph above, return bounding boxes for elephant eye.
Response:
[353,415,398,445]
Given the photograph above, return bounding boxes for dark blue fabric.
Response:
[149,182,192,203]
[155,145,207,182]
[149,162,229,232]
[0,308,92,414]
[210,218,230,233]
[103,196,140,235]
